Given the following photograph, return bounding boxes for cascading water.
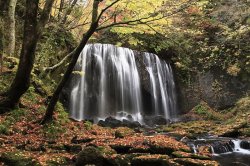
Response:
[184,136,250,166]
[69,44,177,122]
[143,53,177,118]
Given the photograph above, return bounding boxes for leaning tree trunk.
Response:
[42,0,101,124]
[0,0,54,113]
[2,0,17,57]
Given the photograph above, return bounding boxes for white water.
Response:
[143,53,177,119]
[210,139,250,156]
[231,140,250,155]
[70,44,176,122]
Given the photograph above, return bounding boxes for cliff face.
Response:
[175,67,250,113]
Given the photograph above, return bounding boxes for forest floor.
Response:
[0,65,249,166]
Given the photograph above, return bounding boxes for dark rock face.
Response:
[175,67,250,113]
[240,140,250,149]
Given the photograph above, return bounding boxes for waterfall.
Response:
[69,44,177,122]
[143,53,177,118]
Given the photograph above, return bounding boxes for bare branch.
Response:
[44,48,76,72]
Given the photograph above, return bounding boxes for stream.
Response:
[185,136,250,166]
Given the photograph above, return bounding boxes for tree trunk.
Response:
[0,0,39,112]
[0,1,11,72]
[0,0,54,113]
[42,0,100,124]
[2,0,17,57]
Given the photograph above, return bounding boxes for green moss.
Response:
[84,121,93,130]
[194,104,207,115]
[55,103,69,125]
[42,121,66,140]
[0,151,41,166]
[0,124,9,135]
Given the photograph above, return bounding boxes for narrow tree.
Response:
[0,0,54,112]
[42,0,121,123]
[2,0,17,57]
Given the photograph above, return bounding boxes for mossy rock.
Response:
[0,152,41,166]
[97,145,117,156]
[75,146,105,166]
[114,127,135,138]
[173,158,219,166]
[131,154,170,166]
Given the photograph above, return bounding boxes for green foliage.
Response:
[42,121,66,140]
[194,104,207,115]
[84,121,93,130]
[36,26,76,74]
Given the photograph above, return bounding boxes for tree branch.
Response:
[96,0,121,22]
[44,48,76,72]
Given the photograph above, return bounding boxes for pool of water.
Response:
[213,153,250,166]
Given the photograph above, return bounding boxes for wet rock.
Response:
[211,141,234,154]
[122,119,141,128]
[131,154,170,166]
[76,146,105,166]
[126,115,133,121]
[98,117,122,128]
[240,140,250,149]
[98,117,141,128]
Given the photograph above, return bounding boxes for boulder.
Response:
[98,117,141,128]
[98,117,122,128]
[75,146,105,166]
[122,119,141,128]
[240,140,250,149]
